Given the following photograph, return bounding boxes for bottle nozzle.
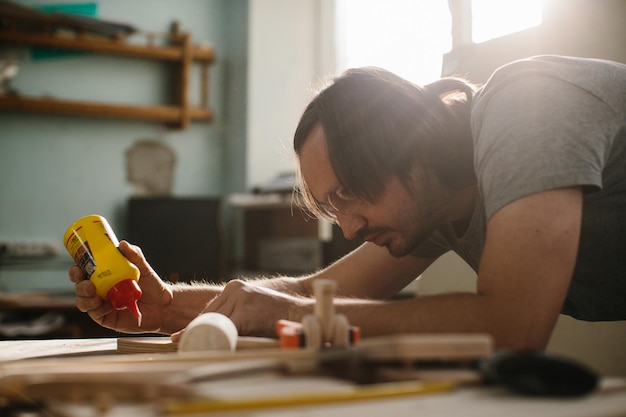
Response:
[107,279,143,326]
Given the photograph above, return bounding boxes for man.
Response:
[70,55,626,351]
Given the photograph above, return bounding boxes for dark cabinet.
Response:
[127,198,222,283]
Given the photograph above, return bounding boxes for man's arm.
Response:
[73,236,431,335]
[195,242,435,337]
[259,242,435,298]
[330,187,582,350]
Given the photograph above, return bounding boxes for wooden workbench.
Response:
[1,338,625,417]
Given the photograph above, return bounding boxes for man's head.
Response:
[293,67,476,255]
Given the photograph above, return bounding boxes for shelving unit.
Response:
[0,24,215,128]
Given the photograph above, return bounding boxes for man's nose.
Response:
[336,212,366,241]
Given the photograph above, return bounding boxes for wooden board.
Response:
[358,333,493,362]
[117,336,177,353]
[116,336,280,354]
[1,333,494,403]
[0,338,117,362]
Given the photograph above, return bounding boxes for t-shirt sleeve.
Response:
[472,74,614,221]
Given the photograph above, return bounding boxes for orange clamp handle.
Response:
[276,319,304,349]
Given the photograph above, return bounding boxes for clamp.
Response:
[277,279,360,349]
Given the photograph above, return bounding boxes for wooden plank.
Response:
[117,336,177,353]
[0,95,213,123]
[0,332,493,401]
[0,338,117,362]
[358,333,494,363]
[116,336,279,354]
[0,30,215,62]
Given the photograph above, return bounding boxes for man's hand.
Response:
[171,279,312,342]
[69,240,173,334]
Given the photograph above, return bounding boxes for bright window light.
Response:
[472,0,544,43]
[334,0,452,85]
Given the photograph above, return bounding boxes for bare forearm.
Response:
[251,275,311,296]
[160,282,222,334]
[160,276,310,334]
[333,292,554,351]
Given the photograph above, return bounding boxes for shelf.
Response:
[0,30,215,62]
[0,27,215,128]
[0,95,213,124]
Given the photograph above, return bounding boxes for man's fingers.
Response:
[170,329,183,343]
[118,240,152,273]
[68,265,84,283]
[88,304,115,323]
[74,280,102,313]
[75,293,104,313]
[118,240,139,259]
[74,280,96,297]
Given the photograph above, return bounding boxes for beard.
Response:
[365,184,451,258]
[385,222,441,257]
[358,218,441,258]
[354,166,462,258]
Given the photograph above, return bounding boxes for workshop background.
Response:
[1,0,625,376]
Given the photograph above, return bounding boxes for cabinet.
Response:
[228,194,362,276]
[0,19,215,128]
[127,198,222,283]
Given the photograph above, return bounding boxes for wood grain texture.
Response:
[117,336,279,354]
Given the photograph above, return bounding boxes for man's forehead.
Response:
[298,124,337,201]
[300,124,328,163]
[302,123,326,149]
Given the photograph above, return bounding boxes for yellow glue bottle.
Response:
[64,214,142,325]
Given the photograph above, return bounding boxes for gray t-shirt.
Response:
[413,55,626,321]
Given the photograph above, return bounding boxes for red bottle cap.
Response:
[107,279,143,320]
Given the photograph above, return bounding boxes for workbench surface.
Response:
[1,338,625,417]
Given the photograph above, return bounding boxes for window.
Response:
[333,0,452,85]
[332,0,545,84]
[472,0,543,43]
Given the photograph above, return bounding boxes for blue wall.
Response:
[0,0,248,292]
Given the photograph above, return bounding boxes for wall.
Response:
[0,0,249,292]
[246,0,334,190]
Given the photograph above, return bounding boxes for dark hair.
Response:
[293,67,477,219]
